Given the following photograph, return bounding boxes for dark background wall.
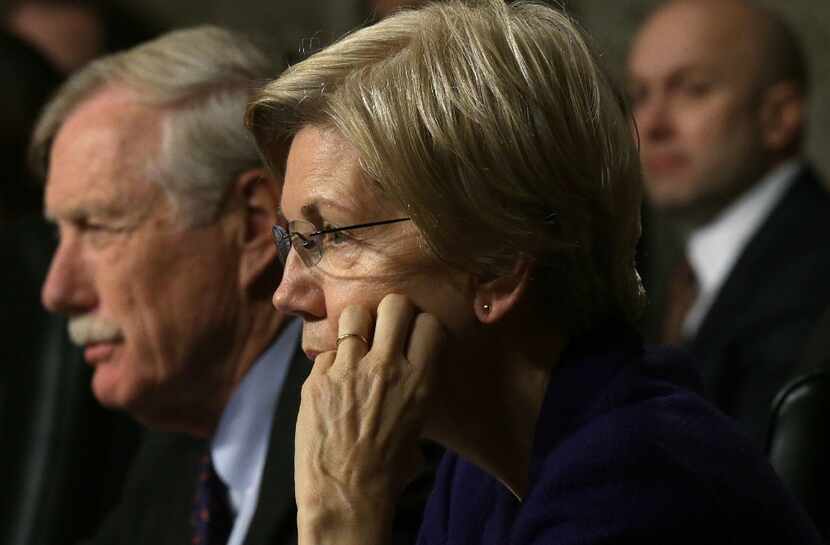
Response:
[110,0,369,61]
[107,0,829,177]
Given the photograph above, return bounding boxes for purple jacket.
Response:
[416,326,821,544]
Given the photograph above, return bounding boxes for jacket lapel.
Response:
[242,335,311,545]
[691,167,825,380]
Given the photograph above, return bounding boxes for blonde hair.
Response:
[247,0,645,331]
[31,25,277,226]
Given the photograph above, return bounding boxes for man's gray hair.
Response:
[31,25,277,225]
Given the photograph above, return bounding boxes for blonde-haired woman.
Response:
[246,1,821,543]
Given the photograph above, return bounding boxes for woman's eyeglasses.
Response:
[272,217,411,267]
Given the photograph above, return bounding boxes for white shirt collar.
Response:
[682,160,802,335]
[209,317,302,545]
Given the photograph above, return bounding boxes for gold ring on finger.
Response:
[336,333,370,348]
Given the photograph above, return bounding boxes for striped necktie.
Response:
[661,256,699,345]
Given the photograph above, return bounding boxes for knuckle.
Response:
[300,376,319,398]
[369,363,401,385]
[378,292,413,316]
[315,351,336,366]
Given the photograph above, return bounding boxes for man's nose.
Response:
[41,238,96,315]
[635,92,674,143]
[272,250,325,321]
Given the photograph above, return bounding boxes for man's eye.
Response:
[682,81,711,98]
[75,219,125,246]
[628,85,647,107]
[76,218,110,232]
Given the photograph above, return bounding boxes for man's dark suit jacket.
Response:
[687,166,830,447]
[82,337,310,545]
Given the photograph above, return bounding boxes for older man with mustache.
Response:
[32,26,308,545]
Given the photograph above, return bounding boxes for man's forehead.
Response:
[45,87,165,221]
[53,86,160,154]
[44,163,163,225]
[629,0,763,79]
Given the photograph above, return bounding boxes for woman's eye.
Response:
[329,230,349,245]
[320,224,351,247]
[300,236,319,250]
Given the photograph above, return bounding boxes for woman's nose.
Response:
[273,249,325,321]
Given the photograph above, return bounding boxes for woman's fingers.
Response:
[405,312,445,388]
[406,313,447,417]
[332,304,373,375]
[310,350,337,377]
[334,294,443,378]
[296,293,443,534]
[370,293,416,368]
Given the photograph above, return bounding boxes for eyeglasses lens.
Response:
[272,225,292,265]
[273,220,322,267]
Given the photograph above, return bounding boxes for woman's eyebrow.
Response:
[300,197,356,224]
[300,203,324,226]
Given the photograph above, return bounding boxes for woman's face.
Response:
[273,125,476,360]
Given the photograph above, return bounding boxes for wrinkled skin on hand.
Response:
[295,293,446,545]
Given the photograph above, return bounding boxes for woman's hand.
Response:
[295,293,446,545]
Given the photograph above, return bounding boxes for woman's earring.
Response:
[482,303,491,313]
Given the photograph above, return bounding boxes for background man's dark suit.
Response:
[81,339,310,545]
[686,167,830,447]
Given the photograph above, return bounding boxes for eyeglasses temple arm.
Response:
[311,217,411,236]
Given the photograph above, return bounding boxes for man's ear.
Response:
[233,167,282,289]
[472,257,533,324]
[759,81,804,153]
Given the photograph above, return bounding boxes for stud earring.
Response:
[482,303,491,313]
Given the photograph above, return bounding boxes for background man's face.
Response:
[627,1,768,218]
[41,86,241,424]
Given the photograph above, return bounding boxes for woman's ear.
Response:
[234,167,282,289]
[473,257,533,324]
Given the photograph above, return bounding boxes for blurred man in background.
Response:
[628,0,830,448]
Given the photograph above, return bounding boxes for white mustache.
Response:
[68,315,124,347]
